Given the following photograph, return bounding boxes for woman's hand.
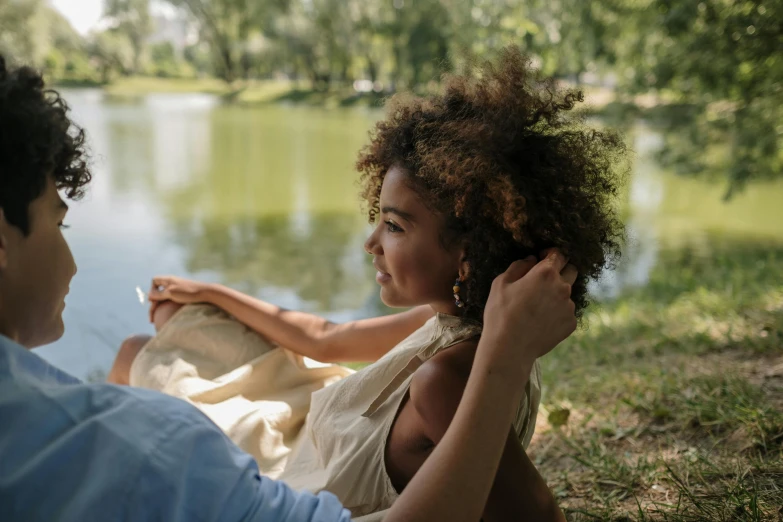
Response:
[480,250,578,376]
[147,276,213,323]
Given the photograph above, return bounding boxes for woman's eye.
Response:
[58,222,70,230]
[385,220,403,233]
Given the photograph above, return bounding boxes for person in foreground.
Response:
[112,47,625,520]
[0,56,580,521]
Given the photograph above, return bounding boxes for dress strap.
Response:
[360,328,481,418]
[360,353,426,418]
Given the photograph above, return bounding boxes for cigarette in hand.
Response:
[136,286,148,305]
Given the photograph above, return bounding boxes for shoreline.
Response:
[55,76,668,112]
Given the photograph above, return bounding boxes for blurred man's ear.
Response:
[0,209,8,270]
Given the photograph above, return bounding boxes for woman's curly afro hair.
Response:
[358,47,627,322]
[0,55,91,235]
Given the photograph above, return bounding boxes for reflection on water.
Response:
[35,90,783,381]
[170,213,374,312]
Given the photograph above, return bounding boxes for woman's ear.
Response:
[457,244,470,281]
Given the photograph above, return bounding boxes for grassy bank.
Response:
[90,76,388,108]
[67,76,617,109]
[534,236,783,520]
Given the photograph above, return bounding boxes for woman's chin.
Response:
[379,288,418,309]
[379,288,403,308]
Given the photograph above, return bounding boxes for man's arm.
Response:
[128,351,534,522]
[124,388,353,522]
[409,347,565,522]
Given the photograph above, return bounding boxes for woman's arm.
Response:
[316,305,435,362]
[148,277,433,363]
[385,343,536,522]
[206,284,433,362]
[408,346,565,522]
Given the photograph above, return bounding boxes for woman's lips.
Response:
[373,259,391,284]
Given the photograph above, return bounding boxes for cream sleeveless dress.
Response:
[130,305,542,519]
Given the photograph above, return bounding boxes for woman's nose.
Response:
[364,226,380,255]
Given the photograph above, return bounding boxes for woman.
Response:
[112,47,626,521]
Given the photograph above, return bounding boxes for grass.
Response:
[533,235,783,520]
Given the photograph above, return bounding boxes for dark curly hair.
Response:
[0,55,91,235]
[358,47,627,322]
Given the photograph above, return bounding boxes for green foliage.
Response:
[0,0,42,65]
[167,0,290,83]
[148,41,180,77]
[104,0,154,73]
[89,29,136,82]
[606,0,783,196]
[619,1,780,101]
[183,42,214,75]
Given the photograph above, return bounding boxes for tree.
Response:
[266,0,382,90]
[44,8,92,82]
[164,0,289,84]
[149,41,181,77]
[103,0,153,74]
[610,0,783,196]
[89,29,136,82]
[0,0,44,65]
[0,0,90,82]
[265,0,334,89]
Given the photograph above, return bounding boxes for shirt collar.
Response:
[0,334,82,386]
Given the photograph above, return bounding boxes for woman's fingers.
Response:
[539,248,569,273]
[150,276,168,292]
[148,286,167,301]
[148,300,161,323]
[561,263,578,285]
[149,276,174,301]
[500,256,538,283]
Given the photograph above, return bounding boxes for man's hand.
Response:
[147,276,213,323]
[480,250,578,377]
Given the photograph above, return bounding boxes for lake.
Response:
[37,90,783,381]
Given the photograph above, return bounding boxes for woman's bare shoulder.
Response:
[408,340,479,428]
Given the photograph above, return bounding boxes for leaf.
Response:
[549,407,571,427]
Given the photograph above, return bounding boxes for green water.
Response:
[37,90,783,381]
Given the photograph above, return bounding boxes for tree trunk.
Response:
[240,51,251,80]
[366,55,378,84]
[339,57,350,87]
[390,42,403,92]
[303,53,319,91]
[217,45,235,84]
[131,36,143,75]
[101,64,111,84]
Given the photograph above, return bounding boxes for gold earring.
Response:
[453,278,464,308]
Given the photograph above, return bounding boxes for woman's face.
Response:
[364,166,464,314]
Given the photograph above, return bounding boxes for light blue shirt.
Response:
[0,335,352,522]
